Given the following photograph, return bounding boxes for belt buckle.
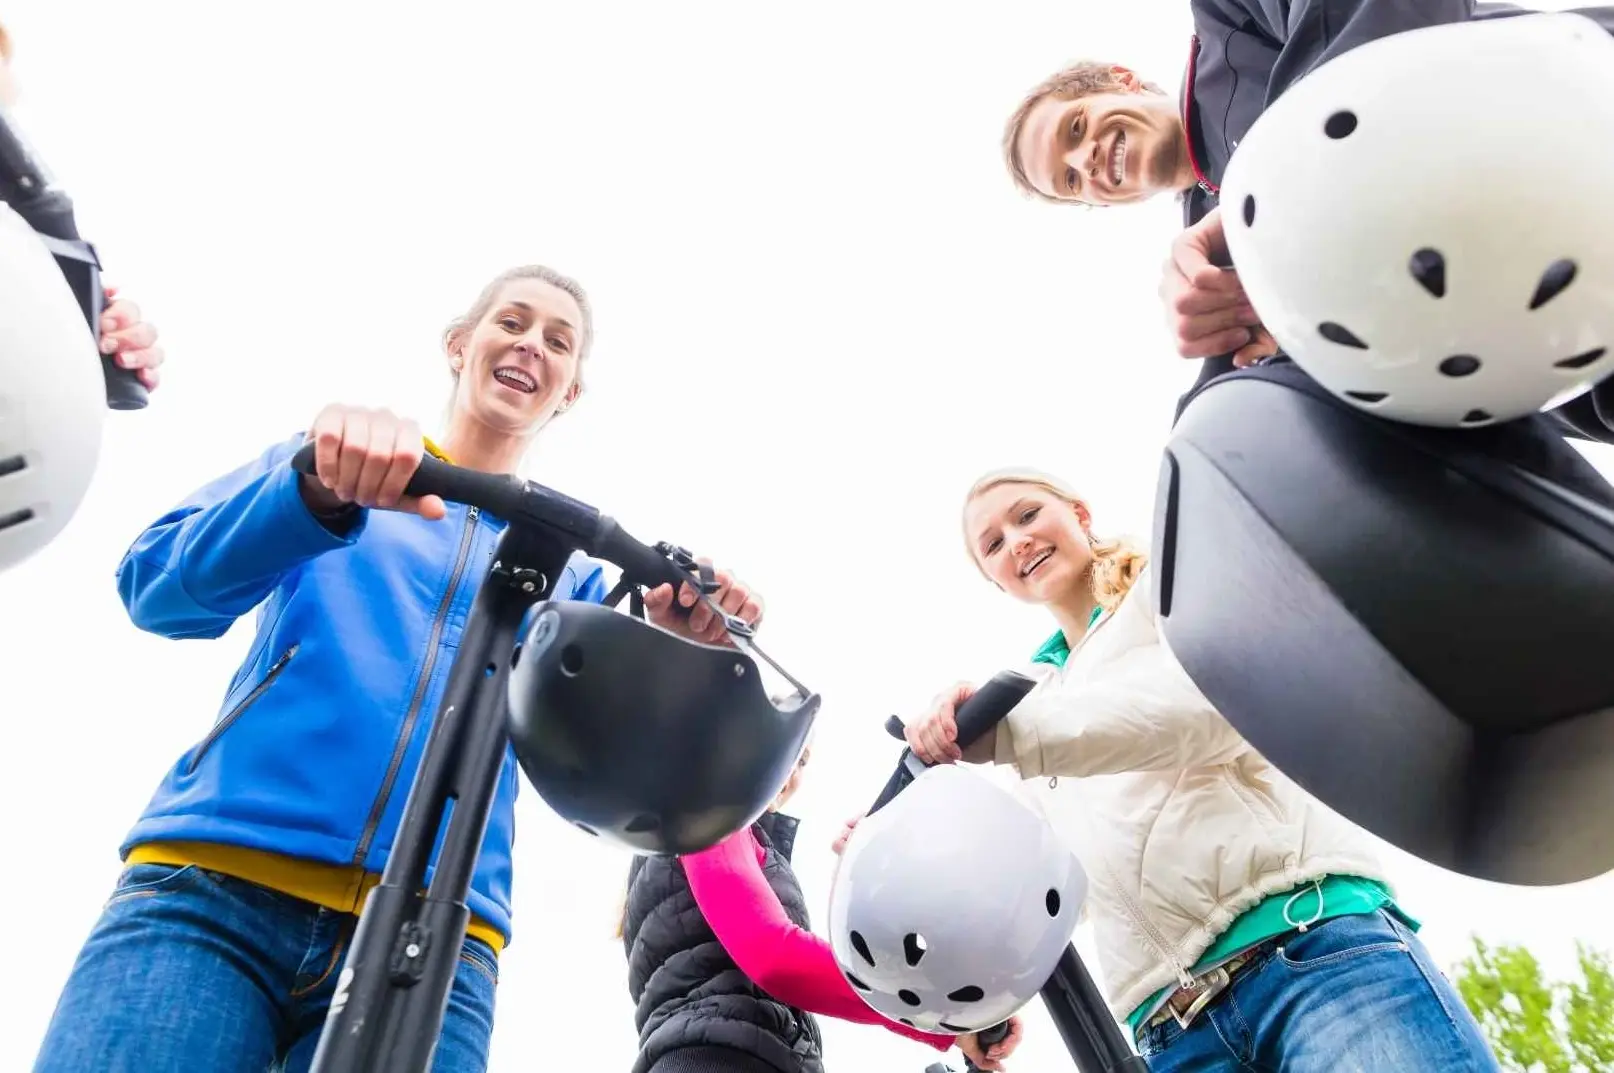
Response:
[1170,965,1231,1031]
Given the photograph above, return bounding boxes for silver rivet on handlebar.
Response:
[733,664,745,677]
[405,943,421,958]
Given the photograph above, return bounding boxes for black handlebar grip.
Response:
[102,357,150,410]
[951,670,1037,750]
[93,274,147,410]
[962,1021,1012,1072]
[594,516,698,595]
[883,671,1036,751]
[288,442,698,617]
[289,441,518,514]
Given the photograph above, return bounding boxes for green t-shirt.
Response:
[1027,614,1420,1034]
[1030,606,1104,668]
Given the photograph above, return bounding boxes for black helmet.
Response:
[507,599,820,856]
[1153,360,1614,887]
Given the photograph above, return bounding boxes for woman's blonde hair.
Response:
[963,467,1147,613]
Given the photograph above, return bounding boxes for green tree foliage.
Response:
[1452,936,1614,1072]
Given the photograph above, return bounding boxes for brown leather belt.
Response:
[1143,934,1284,1033]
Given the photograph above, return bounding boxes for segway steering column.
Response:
[878,672,1150,1073]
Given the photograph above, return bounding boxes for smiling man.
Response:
[1002,61,1195,209]
[1004,2,1614,224]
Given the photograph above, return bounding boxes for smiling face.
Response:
[965,481,1095,606]
[1011,74,1192,207]
[445,277,585,439]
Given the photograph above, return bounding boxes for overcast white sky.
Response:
[3,2,1610,1071]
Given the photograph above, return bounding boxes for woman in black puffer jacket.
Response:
[617,741,1019,1073]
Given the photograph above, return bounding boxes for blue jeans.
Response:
[1136,909,1500,1071]
[32,862,498,1073]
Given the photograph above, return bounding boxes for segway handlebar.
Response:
[288,444,708,604]
[869,669,1149,1073]
[867,670,1037,816]
[867,672,1034,1071]
[0,107,149,410]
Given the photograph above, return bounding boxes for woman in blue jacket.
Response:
[31,264,765,1073]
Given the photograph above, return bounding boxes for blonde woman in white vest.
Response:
[895,467,1499,1072]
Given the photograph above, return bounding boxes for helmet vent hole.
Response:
[903,932,928,966]
[1408,248,1446,298]
[1045,889,1062,917]
[559,644,585,677]
[850,930,876,967]
[1319,322,1369,350]
[624,813,660,834]
[1323,110,1358,139]
[1241,195,1256,227]
[899,1018,915,1027]
[939,1021,968,1033]
[1461,409,1494,426]
[846,971,871,991]
[898,989,922,1007]
[573,821,597,837]
[0,507,34,532]
[0,454,25,479]
[1556,347,1606,371]
[948,985,985,1003]
[1529,259,1577,310]
[1438,355,1481,378]
[1345,391,1389,405]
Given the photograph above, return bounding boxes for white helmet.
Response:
[1220,12,1614,428]
[0,199,105,573]
[827,764,1084,1033]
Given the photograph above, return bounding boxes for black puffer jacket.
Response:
[623,812,826,1073]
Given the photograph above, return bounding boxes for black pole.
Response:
[308,521,576,1073]
[1037,947,1151,1073]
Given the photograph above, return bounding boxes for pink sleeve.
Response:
[681,827,955,1053]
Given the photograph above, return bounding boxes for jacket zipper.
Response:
[351,505,482,869]
[1181,34,1219,197]
[1049,598,1196,988]
[1042,611,1112,789]
[1102,849,1196,989]
[186,643,300,774]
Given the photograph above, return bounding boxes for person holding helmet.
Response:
[31,264,765,1073]
[618,728,1026,1073]
[998,3,1614,449]
[890,468,1500,1071]
[0,21,164,393]
[0,16,166,577]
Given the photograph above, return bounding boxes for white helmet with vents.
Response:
[1220,12,1614,428]
[827,763,1084,1033]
